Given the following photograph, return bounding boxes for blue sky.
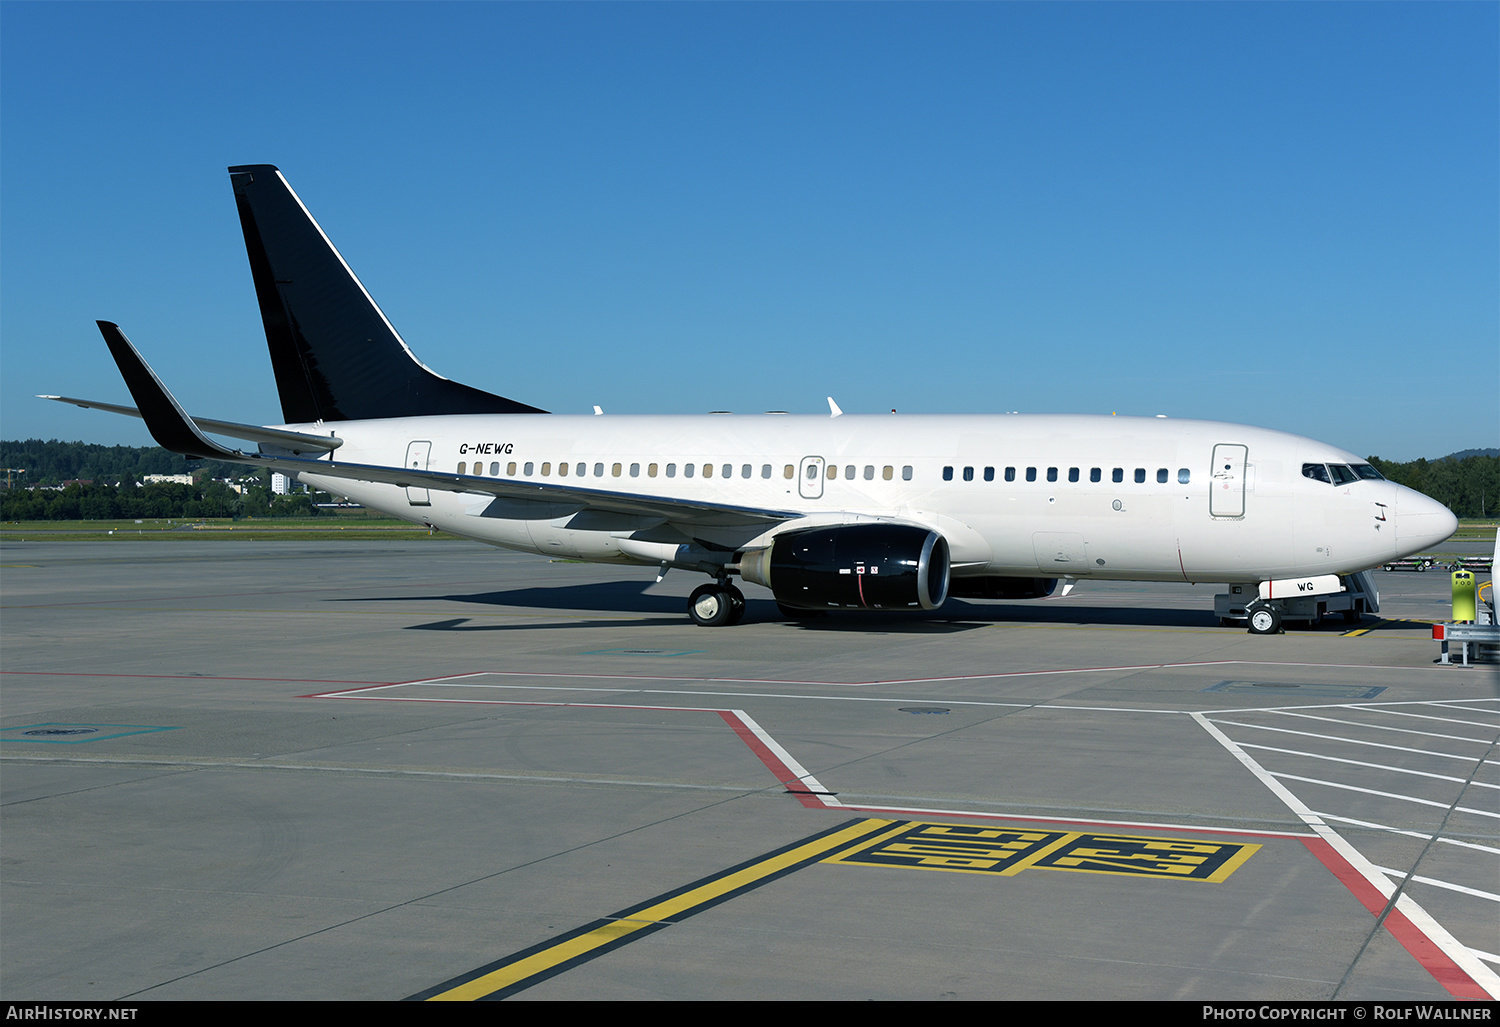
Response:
[2,2,1494,461]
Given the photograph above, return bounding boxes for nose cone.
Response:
[1394,486,1458,557]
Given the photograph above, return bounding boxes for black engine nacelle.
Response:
[947,576,1059,600]
[738,524,950,611]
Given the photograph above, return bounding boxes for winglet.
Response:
[96,321,241,461]
[827,397,843,418]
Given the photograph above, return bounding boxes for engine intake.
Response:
[739,523,950,611]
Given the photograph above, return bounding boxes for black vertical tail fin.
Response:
[228,164,545,423]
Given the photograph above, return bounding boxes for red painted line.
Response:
[715,711,826,809]
[1,669,389,686]
[1300,837,1491,1000]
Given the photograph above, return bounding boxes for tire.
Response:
[1342,607,1362,625]
[726,585,746,625]
[1247,605,1282,635]
[688,584,733,627]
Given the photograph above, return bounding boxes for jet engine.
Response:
[738,524,950,611]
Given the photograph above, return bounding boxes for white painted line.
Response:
[1269,709,1495,745]
[1204,718,1484,762]
[1190,711,1500,999]
[1371,866,1500,903]
[1268,772,1500,819]
[727,709,840,805]
[1238,742,1500,787]
[1349,705,1500,728]
[1313,812,1500,855]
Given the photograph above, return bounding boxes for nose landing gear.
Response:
[1246,601,1284,635]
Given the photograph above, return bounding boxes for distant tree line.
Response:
[1367,453,1498,520]
[1,439,327,520]
[1,438,244,486]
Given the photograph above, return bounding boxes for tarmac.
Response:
[1,538,1495,1001]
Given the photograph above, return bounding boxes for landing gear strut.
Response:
[688,582,745,627]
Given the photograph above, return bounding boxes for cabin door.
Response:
[1209,444,1248,518]
[404,441,432,506]
[798,456,825,500]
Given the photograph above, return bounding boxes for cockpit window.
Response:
[1328,464,1359,485]
[1351,463,1384,481]
[1302,463,1331,484]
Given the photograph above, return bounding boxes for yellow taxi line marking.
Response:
[413,817,894,1001]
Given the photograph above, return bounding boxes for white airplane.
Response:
[47,165,1459,631]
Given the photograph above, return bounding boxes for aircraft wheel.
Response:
[1247,605,1282,635]
[725,585,746,625]
[689,584,734,627]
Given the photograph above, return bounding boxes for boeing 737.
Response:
[47,165,1459,631]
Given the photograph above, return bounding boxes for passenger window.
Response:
[784,465,795,479]
[541,462,551,476]
[864,465,874,480]
[508,462,517,476]
[1156,468,1168,483]
[844,465,854,480]
[741,464,752,478]
[524,461,534,476]
[1005,467,1015,482]
[762,464,772,479]
[1134,468,1146,483]
[1046,467,1058,482]
[558,462,568,476]
[1026,467,1037,482]
[1068,468,1079,482]
[963,466,974,481]
[1177,468,1190,484]
[702,464,711,478]
[1090,468,1101,483]
[828,464,838,480]
[648,463,658,477]
[684,464,694,478]
[629,463,639,477]
[457,461,466,475]
[612,463,621,477]
[725,464,734,479]
[883,466,893,480]
[806,464,818,479]
[595,463,605,477]
[983,467,994,482]
[667,463,677,478]
[1112,468,1123,483]
[902,465,913,480]
[943,466,954,481]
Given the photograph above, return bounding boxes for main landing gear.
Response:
[688,581,746,627]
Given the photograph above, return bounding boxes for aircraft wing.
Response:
[85,322,798,528]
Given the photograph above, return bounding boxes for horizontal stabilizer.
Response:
[37,394,342,454]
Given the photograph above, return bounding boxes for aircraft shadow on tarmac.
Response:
[333,580,1361,633]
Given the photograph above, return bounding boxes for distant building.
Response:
[143,474,193,485]
[271,473,290,495]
